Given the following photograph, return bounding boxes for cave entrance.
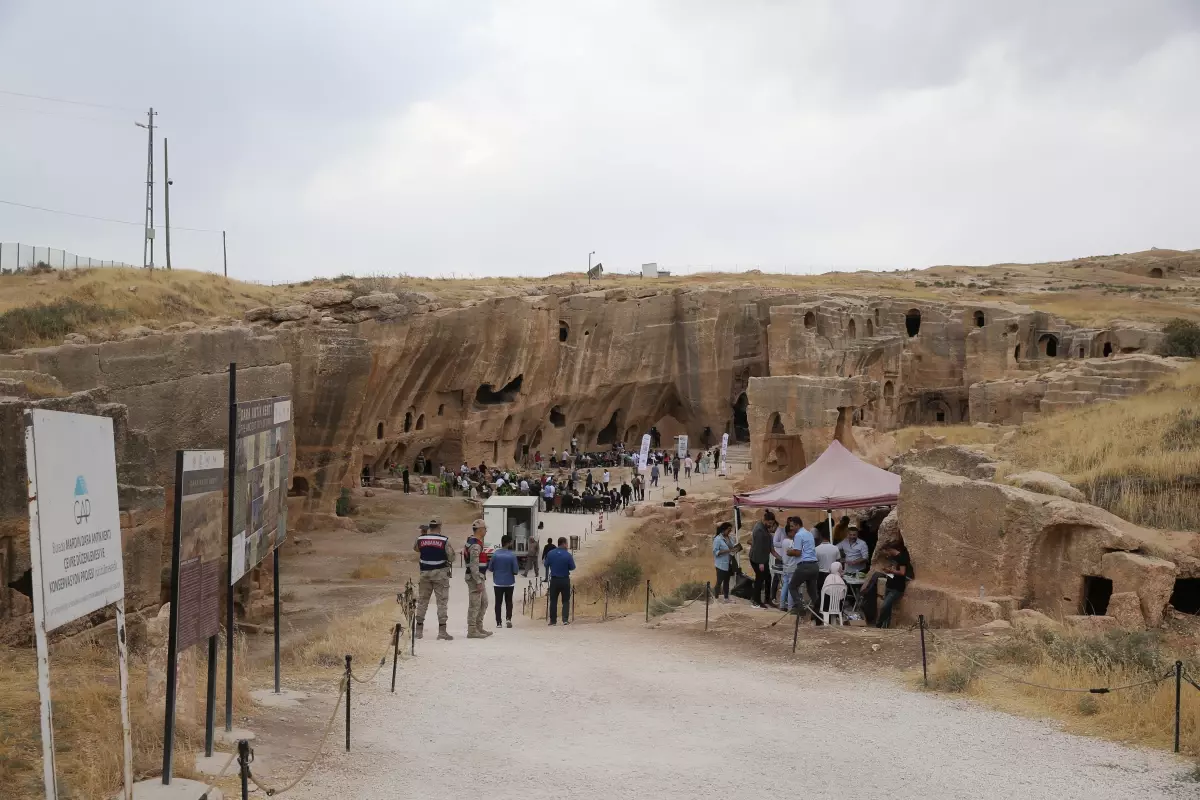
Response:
[847,319,856,339]
[492,442,498,464]
[1082,576,1113,616]
[415,414,425,430]
[1149,267,1164,279]
[803,311,815,329]
[1038,334,1059,358]
[571,423,587,446]
[769,412,785,434]
[559,320,570,342]
[376,422,384,440]
[597,411,620,445]
[732,393,750,443]
[514,434,528,463]
[623,425,640,445]
[883,380,895,405]
[905,309,921,337]
[531,429,543,449]
[866,319,874,337]
[973,310,985,327]
[475,374,523,405]
[404,411,413,432]
[1169,578,1200,615]
[549,406,566,427]
[1102,342,1113,357]
[289,476,310,497]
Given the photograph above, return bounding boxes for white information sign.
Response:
[718,432,729,476]
[638,433,651,474]
[25,409,133,800]
[26,409,125,631]
[676,435,689,460]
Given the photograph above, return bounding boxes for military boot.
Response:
[480,627,494,637]
[437,625,454,641]
[467,627,488,639]
[415,623,424,640]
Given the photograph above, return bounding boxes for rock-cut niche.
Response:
[475,374,523,406]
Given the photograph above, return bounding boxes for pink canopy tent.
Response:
[733,440,900,509]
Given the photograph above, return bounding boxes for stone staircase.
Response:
[1037,356,1184,414]
[722,443,751,470]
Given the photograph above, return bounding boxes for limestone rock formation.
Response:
[1006,470,1086,502]
[890,445,997,480]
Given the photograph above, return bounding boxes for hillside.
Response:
[1,247,1198,351]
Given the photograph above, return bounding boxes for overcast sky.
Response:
[1,1,1197,282]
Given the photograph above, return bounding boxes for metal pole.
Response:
[222,230,228,278]
[390,624,400,693]
[645,580,650,622]
[919,615,928,687]
[603,581,609,621]
[161,451,185,784]
[344,655,352,752]
[792,605,802,653]
[705,581,711,631]
[204,636,217,756]
[1175,660,1183,753]
[272,548,281,693]
[410,599,416,656]
[163,138,171,270]
[237,739,250,800]
[225,363,237,732]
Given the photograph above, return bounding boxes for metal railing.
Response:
[0,242,138,271]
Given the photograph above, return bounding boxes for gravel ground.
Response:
[291,580,1191,800]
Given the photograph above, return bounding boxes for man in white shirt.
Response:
[602,469,611,490]
[814,530,840,600]
[542,480,556,513]
[519,478,529,494]
[837,525,870,576]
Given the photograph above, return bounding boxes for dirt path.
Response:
[287,589,1189,799]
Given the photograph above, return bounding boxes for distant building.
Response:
[641,262,670,278]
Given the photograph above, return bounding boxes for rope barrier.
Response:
[1184,672,1200,693]
[197,750,238,799]
[246,674,348,796]
[349,638,395,685]
[928,630,1176,694]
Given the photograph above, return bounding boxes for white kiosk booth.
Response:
[482,495,540,570]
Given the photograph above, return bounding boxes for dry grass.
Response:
[287,602,402,677]
[348,556,392,581]
[924,626,1200,759]
[1007,363,1200,530]
[0,630,254,800]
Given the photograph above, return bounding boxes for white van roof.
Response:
[482,495,540,509]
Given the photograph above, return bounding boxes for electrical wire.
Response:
[0,199,222,233]
[0,88,140,112]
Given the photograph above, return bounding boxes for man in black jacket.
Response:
[748,511,777,608]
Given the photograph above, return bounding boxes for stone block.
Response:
[245,306,272,321]
[1011,608,1062,632]
[352,292,400,309]
[1100,550,1176,627]
[270,304,312,322]
[300,288,353,308]
[1006,470,1086,502]
[1063,615,1119,633]
[1106,591,1146,628]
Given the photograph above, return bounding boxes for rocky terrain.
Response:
[1,248,1198,639]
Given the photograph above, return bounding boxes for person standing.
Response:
[402,465,410,494]
[814,530,840,598]
[672,456,681,483]
[413,519,454,640]
[602,469,611,492]
[837,524,870,577]
[876,542,913,629]
[620,481,632,509]
[713,522,734,602]
[544,537,576,625]
[748,513,776,608]
[463,519,492,639]
[542,479,555,513]
[778,524,796,612]
[684,453,693,479]
[650,462,660,488]
[541,537,556,580]
[490,535,519,629]
[786,516,821,624]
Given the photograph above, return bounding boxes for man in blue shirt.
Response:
[543,537,576,625]
[786,516,823,625]
[490,535,520,629]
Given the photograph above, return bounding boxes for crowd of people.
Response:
[714,508,913,628]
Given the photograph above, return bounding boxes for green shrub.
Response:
[335,488,351,517]
[928,657,976,693]
[0,299,125,351]
[1077,694,1099,716]
[1159,318,1200,358]
[605,552,643,596]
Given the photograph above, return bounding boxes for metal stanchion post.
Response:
[792,606,802,653]
[1175,660,1183,753]
[919,615,928,687]
[572,589,576,620]
[344,655,352,752]
[705,582,711,631]
[645,580,650,622]
[603,580,609,621]
[391,623,401,693]
[545,592,549,621]
[409,599,416,657]
[237,739,250,800]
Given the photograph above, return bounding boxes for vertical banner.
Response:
[163,450,225,782]
[24,409,132,800]
[718,432,729,476]
[676,435,689,460]
[638,433,651,474]
[230,397,292,585]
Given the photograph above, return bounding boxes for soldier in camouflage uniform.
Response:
[464,519,492,639]
[413,519,454,640]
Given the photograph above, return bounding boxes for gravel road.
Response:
[290,578,1190,799]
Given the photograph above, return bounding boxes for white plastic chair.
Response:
[819,581,847,626]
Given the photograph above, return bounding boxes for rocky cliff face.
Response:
[0,283,1173,633]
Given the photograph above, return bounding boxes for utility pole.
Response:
[588,250,595,283]
[222,230,228,278]
[135,107,157,269]
[163,138,172,270]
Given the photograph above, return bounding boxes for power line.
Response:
[0,103,134,125]
[0,88,139,113]
[0,198,222,234]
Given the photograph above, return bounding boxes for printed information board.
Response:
[175,450,225,650]
[676,434,689,459]
[718,432,729,476]
[638,433,651,474]
[26,409,125,631]
[230,397,291,584]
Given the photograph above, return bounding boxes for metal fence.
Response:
[0,242,138,271]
